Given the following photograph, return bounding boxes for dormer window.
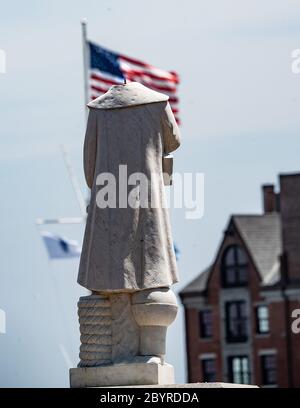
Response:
[222,245,248,287]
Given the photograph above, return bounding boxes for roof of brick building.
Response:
[180,213,282,296]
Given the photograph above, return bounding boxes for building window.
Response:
[228,356,250,384]
[225,301,248,342]
[222,245,248,287]
[261,355,277,386]
[199,310,213,338]
[256,305,269,334]
[202,358,217,382]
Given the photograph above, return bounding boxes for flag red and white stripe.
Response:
[88,42,180,124]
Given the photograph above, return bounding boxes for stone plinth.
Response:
[70,358,174,388]
[112,383,258,388]
[70,290,178,388]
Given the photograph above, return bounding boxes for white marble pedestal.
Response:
[70,358,174,388]
[70,290,178,388]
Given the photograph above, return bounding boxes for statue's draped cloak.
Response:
[78,82,181,291]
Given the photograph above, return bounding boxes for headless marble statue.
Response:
[70,82,181,387]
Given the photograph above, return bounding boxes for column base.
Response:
[70,359,174,388]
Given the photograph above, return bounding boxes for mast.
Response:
[81,18,89,121]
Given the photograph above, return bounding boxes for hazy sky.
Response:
[1,0,300,386]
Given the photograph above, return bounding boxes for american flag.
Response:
[88,41,180,124]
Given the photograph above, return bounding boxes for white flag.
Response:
[0,309,6,334]
[41,231,81,259]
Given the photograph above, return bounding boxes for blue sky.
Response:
[0,0,300,386]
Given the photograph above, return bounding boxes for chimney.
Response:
[280,173,300,283]
[262,184,278,213]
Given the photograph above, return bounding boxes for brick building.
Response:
[179,173,300,387]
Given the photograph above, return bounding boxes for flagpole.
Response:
[81,18,89,121]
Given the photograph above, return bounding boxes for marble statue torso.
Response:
[77,82,181,291]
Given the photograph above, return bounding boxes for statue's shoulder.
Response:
[87,82,168,110]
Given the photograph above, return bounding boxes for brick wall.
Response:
[280,174,300,283]
[182,173,300,387]
[183,220,291,387]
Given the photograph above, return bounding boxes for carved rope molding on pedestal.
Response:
[77,295,112,367]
